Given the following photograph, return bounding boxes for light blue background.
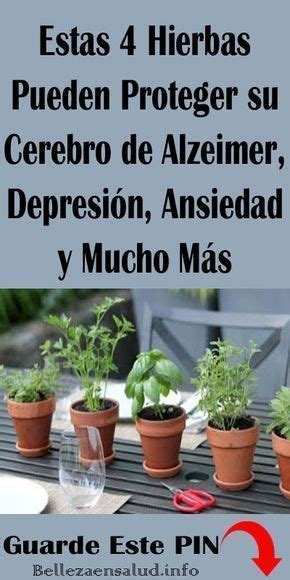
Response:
[0,0,288,287]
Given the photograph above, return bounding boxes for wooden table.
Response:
[0,393,289,514]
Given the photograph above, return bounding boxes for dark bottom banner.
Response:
[0,514,288,579]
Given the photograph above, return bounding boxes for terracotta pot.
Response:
[7,395,56,457]
[272,431,290,500]
[70,398,119,465]
[136,407,186,478]
[206,418,259,491]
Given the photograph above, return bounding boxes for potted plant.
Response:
[0,362,59,457]
[267,386,290,500]
[42,297,135,464]
[192,339,260,491]
[125,349,185,478]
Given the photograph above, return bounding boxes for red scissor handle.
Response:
[188,489,215,508]
[173,489,215,513]
[173,490,204,513]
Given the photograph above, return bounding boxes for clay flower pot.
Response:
[206,418,259,491]
[272,431,290,500]
[136,407,186,478]
[7,395,56,457]
[70,398,119,465]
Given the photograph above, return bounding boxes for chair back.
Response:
[140,304,290,400]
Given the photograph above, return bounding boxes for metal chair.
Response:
[140,304,290,400]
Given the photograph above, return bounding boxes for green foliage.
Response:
[125,349,183,419]
[0,290,45,331]
[191,339,259,430]
[267,387,290,439]
[42,297,135,412]
[0,362,59,403]
[41,289,91,313]
[0,289,92,333]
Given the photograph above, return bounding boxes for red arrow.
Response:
[222,521,281,576]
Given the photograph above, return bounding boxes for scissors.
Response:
[162,482,215,513]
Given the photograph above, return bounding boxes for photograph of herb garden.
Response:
[1,289,290,514]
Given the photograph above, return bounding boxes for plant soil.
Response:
[73,399,116,413]
[38,392,48,401]
[209,415,255,431]
[274,427,288,440]
[138,405,182,421]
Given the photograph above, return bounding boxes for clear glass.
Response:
[59,428,105,509]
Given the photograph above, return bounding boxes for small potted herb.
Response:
[43,297,135,464]
[125,349,185,478]
[192,339,260,491]
[267,386,290,500]
[0,362,59,457]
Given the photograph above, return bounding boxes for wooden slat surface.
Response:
[0,397,289,514]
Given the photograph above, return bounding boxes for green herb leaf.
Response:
[156,359,183,386]
[126,355,155,386]
[125,349,183,418]
[143,376,161,404]
[42,296,135,412]
[132,396,143,419]
[191,339,258,430]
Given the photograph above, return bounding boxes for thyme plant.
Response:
[191,339,259,430]
[42,297,135,412]
[0,362,59,403]
[267,387,290,439]
[125,349,183,419]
